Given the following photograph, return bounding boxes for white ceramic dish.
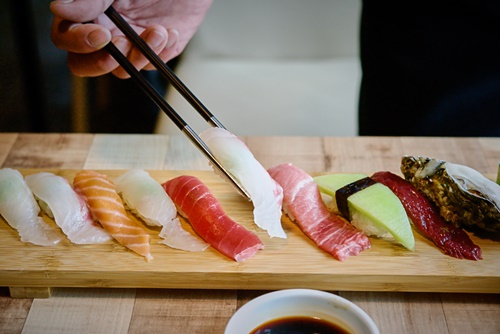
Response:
[225,289,379,334]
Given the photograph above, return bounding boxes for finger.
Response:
[165,29,180,50]
[142,29,180,70]
[51,17,112,53]
[50,0,114,22]
[111,26,169,79]
[68,36,132,77]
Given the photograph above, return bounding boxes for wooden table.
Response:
[0,133,499,334]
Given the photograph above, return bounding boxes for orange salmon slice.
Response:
[73,170,153,261]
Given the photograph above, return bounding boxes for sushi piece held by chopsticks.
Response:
[200,127,286,239]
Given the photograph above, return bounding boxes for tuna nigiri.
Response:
[199,127,286,239]
[115,169,208,252]
[0,168,62,246]
[25,172,111,244]
[372,171,482,260]
[163,175,264,262]
[73,170,153,261]
[268,163,371,261]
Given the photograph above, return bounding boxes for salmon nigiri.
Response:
[73,170,153,261]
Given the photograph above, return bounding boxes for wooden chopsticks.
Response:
[100,6,250,200]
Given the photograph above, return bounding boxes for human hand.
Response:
[50,0,213,78]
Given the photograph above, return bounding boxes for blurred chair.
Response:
[155,0,361,136]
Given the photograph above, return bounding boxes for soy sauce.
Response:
[250,316,351,334]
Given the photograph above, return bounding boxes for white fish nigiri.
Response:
[0,168,62,246]
[25,172,111,244]
[114,169,209,251]
[199,128,286,238]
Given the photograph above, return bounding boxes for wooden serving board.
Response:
[1,169,499,298]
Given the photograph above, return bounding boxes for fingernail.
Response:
[51,0,74,4]
[87,29,111,48]
[166,29,179,48]
[146,29,166,48]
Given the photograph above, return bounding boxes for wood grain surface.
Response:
[1,134,499,334]
[1,169,499,295]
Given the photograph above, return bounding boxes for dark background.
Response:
[1,0,171,134]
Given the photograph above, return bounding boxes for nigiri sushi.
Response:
[372,171,482,260]
[268,163,371,261]
[163,175,264,262]
[114,169,208,252]
[73,170,153,261]
[25,172,111,244]
[199,127,286,239]
[314,173,415,251]
[0,168,62,246]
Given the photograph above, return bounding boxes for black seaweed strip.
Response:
[335,177,376,219]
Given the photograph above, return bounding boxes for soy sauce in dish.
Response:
[250,316,350,334]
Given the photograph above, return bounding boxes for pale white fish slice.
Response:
[0,168,62,246]
[159,217,209,252]
[115,169,208,251]
[199,127,286,239]
[25,172,111,244]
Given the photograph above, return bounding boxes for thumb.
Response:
[50,0,114,23]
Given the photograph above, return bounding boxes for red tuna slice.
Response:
[371,171,482,260]
[268,163,371,261]
[162,175,264,262]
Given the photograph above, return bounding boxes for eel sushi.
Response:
[163,175,264,262]
[199,127,286,239]
[73,170,153,261]
[372,171,482,260]
[26,172,111,244]
[268,163,371,261]
[0,168,62,246]
[115,169,208,252]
